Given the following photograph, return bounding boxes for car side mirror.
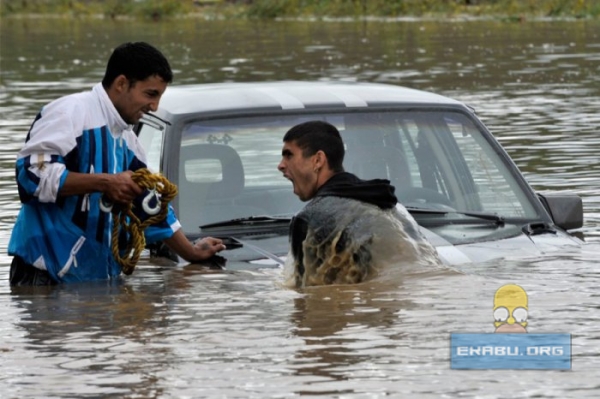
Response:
[537,193,583,231]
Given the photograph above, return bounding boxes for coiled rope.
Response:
[107,168,178,275]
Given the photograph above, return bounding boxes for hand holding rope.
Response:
[101,168,178,275]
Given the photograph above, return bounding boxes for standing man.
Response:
[278,120,439,287]
[9,42,225,286]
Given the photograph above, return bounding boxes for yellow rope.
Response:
[110,168,178,275]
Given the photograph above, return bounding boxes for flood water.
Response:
[1,17,600,398]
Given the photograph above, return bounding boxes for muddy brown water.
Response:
[1,17,599,398]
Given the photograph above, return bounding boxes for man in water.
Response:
[8,42,225,286]
[278,120,439,287]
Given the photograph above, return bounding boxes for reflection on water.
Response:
[1,17,600,398]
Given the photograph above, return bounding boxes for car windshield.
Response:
[168,110,541,241]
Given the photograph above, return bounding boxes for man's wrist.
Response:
[96,173,112,194]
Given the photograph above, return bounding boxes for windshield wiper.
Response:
[406,207,506,226]
[199,215,292,231]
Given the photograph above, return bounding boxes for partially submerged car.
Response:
[137,81,583,270]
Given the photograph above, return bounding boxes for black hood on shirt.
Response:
[314,172,398,210]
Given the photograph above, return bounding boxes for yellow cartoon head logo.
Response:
[493,284,528,333]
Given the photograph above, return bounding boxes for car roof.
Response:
[156,81,469,119]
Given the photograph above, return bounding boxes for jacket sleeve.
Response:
[143,204,182,244]
[16,103,80,203]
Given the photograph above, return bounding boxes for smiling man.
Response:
[8,42,225,286]
[278,120,439,287]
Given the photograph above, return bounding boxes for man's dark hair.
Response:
[283,120,345,173]
[101,42,173,88]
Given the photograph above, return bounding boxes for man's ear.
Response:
[113,75,129,93]
[314,150,327,169]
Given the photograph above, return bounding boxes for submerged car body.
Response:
[137,81,583,270]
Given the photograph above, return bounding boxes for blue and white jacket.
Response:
[8,83,180,283]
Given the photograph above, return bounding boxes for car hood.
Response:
[196,226,582,272]
[419,227,582,265]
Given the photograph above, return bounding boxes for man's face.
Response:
[113,75,168,125]
[278,140,318,201]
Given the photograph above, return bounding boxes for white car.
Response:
[137,81,583,268]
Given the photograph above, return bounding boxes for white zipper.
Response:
[58,236,86,278]
[113,138,118,173]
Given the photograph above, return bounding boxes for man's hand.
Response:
[192,237,227,259]
[164,230,226,263]
[103,171,144,204]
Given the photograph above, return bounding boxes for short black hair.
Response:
[101,42,173,88]
[283,120,345,173]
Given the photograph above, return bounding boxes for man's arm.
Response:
[59,170,143,203]
[63,169,226,262]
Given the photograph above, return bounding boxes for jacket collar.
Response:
[92,83,130,135]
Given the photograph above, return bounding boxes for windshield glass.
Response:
[175,110,541,240]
